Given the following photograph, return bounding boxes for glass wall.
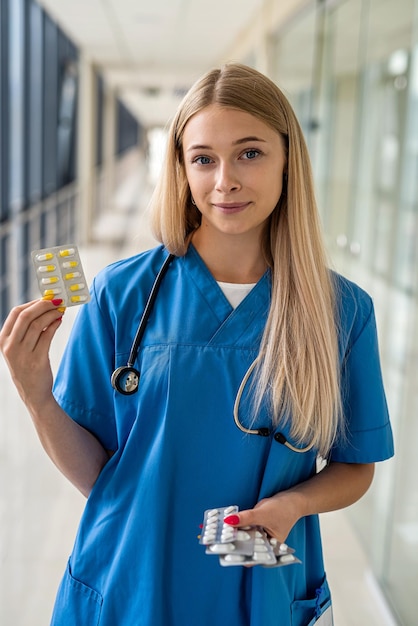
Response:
[0,0,147,325]
[0,0,79,324]
[273,1,418,624]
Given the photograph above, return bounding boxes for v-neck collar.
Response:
[182,244,271,345]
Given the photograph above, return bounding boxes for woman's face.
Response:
[182,104,286,245]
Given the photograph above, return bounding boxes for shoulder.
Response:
[92,245,170,302]
[96,245,168,285]
[332,272,373,316]
[331,272,375,354]
[81,245,175,332]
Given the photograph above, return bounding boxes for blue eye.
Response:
[242,149,260,160]
[194,156,212,165]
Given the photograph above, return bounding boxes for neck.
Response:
[191,229,267,283]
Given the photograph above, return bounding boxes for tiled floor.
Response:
[0,151,399,625]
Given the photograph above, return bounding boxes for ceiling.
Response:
[37,0,267,127]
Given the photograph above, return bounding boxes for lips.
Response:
[213,202,251,213]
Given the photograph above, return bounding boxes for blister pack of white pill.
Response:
[199,506,239,546]
[199,505,301,568]
[31,244,90,307]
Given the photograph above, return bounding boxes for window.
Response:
[27,0,43,204]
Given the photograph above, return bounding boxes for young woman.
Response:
[0,63,393,626]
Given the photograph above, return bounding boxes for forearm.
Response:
[28,395,110,498]
[287,461,375,519]
[0,299,110,497]
[229,461,375,543]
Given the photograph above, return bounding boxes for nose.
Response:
[215,162,241,193]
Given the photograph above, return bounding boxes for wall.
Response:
[237,1,418,623]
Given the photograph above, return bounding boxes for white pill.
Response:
[203,532,216,541]
[279,554,296,564]
[236,531,251,541]
[223,554,246,563]
[254,544,268,552]
[209,543,235,554]
[252,552,273,562]
[41,276,59,285]
[207,509,219,518]
[278,543,289,553]
[59,248,75,257]
[69,282,85,291]
[43,288,62,297]
[224,506,236,515]
[36,252,54,262]
[38,264,56,273]
[64,271,81,280]
[70,295,88,303]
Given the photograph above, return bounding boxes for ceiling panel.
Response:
[37,0,265,125]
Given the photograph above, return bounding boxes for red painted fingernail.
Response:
[51,299,63,306]
[224,514,240,526]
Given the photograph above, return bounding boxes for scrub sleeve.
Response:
[50,245,394,626]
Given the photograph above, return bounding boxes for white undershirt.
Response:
[217,281,256,308]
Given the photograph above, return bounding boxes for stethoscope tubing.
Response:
[112,252,314,452]
[233,357,315,453]
[126,253,175,367]
[111,253,175,395]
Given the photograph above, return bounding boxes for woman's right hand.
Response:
[0,298,65,411]
[1,298,112,497]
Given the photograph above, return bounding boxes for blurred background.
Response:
[0,0,417,624]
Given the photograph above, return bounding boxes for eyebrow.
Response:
[186,136,267,152]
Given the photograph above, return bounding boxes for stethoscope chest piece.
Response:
[111,365,141,395]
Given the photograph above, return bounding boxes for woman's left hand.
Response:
[225,491,303,544]
[224,461,375,543]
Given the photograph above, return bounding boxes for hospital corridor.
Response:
[1,0,418,625]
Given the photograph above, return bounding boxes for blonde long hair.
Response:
[151,63,342,456]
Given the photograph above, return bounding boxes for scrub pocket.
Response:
[291,576,333,626]
[50,560,103,626]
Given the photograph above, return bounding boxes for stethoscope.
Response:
[111,253,314,453]
[111,253,175,396]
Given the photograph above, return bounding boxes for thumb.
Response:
[223,508,259,528]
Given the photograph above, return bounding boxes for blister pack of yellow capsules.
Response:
[31,244,91,307]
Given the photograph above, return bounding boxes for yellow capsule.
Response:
[69,283,85,291]
[62,261,78,269]
[38,264,56,273]
[42,288,62,297]
[59,248,75,257]
[35,252,54,262]
[70,295,88,303]
[41,276,59,285]
[64,271,81,280]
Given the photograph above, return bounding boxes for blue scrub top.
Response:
[51,244,393,626]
